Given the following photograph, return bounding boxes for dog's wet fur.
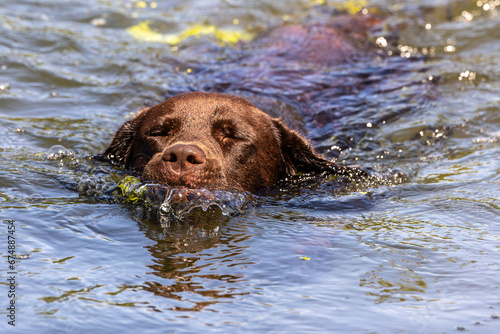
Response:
[98,13,388,192]
[99,92,364,192]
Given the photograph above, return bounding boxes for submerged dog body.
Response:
[100,92,355,192]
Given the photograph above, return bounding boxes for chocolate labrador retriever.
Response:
[100,92,364,192]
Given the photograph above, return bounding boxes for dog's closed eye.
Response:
[212,120,247,148]
[147,118,181,138]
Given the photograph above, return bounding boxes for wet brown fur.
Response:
[100,14,380,192]
[100,92,355,192]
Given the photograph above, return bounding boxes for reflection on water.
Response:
[0,0,499,333]
[142,218,252,312]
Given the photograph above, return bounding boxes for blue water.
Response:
[1,0,499,333]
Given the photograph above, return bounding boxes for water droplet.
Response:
[444,45,456,53]
[47,145,75,160]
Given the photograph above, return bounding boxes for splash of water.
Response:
[116,176,251,219]
[47,145,405,220]
[45,146,250,218]
[46,145,75,160]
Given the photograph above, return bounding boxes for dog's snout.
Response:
[162,144,206,173]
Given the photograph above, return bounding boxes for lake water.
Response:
[1,0,499,333]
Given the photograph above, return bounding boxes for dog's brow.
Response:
[212,105,231,117]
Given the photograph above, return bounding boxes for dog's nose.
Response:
[162,144,206,173]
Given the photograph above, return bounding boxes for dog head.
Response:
[101,92,346,192]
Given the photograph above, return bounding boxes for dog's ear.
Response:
[272,118,366,177]
[96,108,148,167]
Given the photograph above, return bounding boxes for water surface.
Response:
[0,0,499,333]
